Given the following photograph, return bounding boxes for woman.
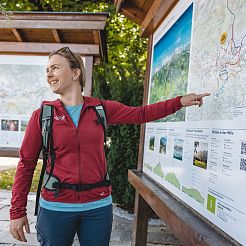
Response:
[9,47,209,246]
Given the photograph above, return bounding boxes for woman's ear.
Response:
[73,68,81,79]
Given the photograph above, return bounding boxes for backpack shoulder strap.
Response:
[94,104,107,134]
[35,105,54,215]
[93,104,110,181]
[41,105,53,149]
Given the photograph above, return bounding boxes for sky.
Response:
[152,3,193,75]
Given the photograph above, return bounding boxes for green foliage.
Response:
[93,11,147,209]
[0,0,112,12]
[0,0,147,210]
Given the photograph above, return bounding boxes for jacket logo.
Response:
[54,115,65,121]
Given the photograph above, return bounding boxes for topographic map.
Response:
[187,0,246,121]
[0,64,56,115]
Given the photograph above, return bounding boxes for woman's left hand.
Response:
[180,93,211,107]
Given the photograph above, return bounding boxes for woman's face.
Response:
[46,54,75,95]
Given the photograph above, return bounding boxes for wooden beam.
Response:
[93,30,100,44]
[0,12,109,22]
[120,2,146,26]
[114,0,125,13]
[129,170,236,246]
[0,148,43,159]
[0,20,106,30]
[0,148,19,158]
[0,42,99,56]
[141,0,179,37]
[141,0,163,32]
[11,28,23,42]
[98,30,108,62]
[135,0,146,9]
[51,29,61,43]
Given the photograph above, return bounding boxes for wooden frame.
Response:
[114,0,179,38]
[129,170,236,246]
[140,0,178,37]
[0,12,108,61]
[113,1,241,245]
[0,42,99,56]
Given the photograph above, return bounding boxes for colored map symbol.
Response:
[220,32,227,44]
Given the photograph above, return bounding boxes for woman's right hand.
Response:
[180,93,211,107]
[10,215,30,242]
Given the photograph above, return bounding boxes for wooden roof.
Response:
[0,12,109,63]
[114,0,178,37]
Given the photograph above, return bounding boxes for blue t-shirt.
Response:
[65,104,83,127]
[40,104,112,211]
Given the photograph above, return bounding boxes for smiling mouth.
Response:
[50,80,58,85]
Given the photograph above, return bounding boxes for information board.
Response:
[142,0,246,244]
[0,55,56,148]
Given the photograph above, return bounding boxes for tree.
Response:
[92,10,147,209]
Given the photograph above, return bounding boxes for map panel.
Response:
[0,64,56,115]
[0,56,57,148]
[187,0,246,121]
[143,1,246,244]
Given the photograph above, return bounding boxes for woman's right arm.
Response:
[9,109,42,241]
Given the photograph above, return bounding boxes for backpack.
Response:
[34,104,110,215]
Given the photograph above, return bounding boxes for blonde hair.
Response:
[49,48,86,92]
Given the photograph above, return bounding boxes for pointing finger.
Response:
[196,93,211,99]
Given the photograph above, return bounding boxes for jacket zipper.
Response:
[59,104,81,200]
[76,130,81,200]
[77,104,86,187]
[60,101,87,200]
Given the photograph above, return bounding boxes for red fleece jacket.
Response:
[10,96,182,219]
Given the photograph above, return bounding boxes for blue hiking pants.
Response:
[36,204,113,246]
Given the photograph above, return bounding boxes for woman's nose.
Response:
[47,70,53,79]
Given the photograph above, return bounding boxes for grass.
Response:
[0,161,42,192]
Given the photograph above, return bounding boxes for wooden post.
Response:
[132,35,153,246]
[132,192,151,245]
[83,56,93,96]
[137,34,153,171]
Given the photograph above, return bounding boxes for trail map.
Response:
[143,1,246,244]
[187,0,246,121]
